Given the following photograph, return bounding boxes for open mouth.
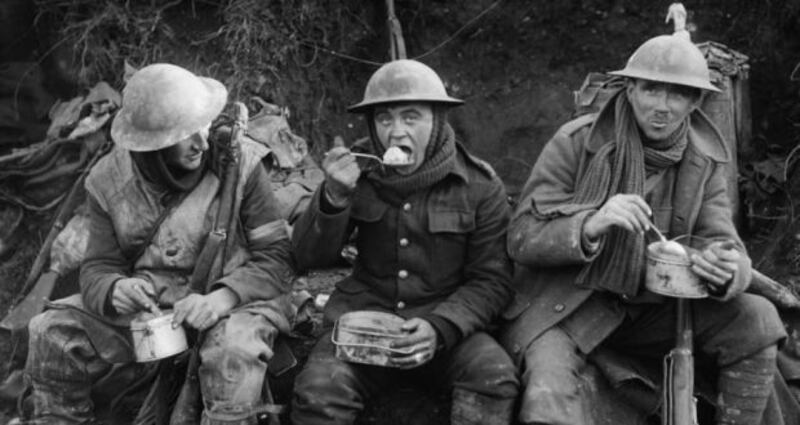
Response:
[382,146,413,166]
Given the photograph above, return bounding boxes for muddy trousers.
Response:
[290,331,519,425]
[25,307,279,425]
[518,293,785,425]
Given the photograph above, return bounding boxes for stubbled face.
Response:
[164,125,210,171]
[373,103,434,175]
[626,79,701,142]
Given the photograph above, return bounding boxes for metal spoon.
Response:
[647,221,668,243]
[350,152,384,162]
[351,152,412,167]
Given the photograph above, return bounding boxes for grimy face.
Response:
[164,125,210,171]
[372,102,434,175]
[626,79,701,142]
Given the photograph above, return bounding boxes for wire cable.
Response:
[413,0,504,60]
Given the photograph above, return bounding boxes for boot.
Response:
[451,387,514,425]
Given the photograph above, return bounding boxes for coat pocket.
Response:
[334,277,371,295]
[501,293,531,320]
[427,210,475,233]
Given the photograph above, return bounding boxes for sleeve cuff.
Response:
[320,182,349,214]
[87,273,127,317]
[579,211,605,259]
[103,279,120,316]
[422,314,462,353]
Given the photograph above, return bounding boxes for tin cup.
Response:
[331,310,414,368]
[130,311,188,362]
[645,235,707,298]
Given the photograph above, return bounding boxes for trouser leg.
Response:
[441,332,518,425]
[290,330,393,425]
[199,311,279,425]
[517,327,585,425]
[610,293,786,425]
[716,346,777,425]
[25,309,119,424]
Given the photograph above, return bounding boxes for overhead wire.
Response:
[413,0,503,60]
[292,0,504,67]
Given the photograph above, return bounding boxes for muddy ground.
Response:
[1,0,800,423]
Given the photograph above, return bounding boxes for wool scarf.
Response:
[533,91,689,296]
[362,106,457,201]
[131,147,207,193]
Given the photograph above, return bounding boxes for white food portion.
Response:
[657,240,689,259]
[382,146,412,165]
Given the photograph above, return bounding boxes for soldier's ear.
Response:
[691,91,705,111]
[625,79,637,101]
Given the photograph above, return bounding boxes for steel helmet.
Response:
[609,34,720,92]
[348,59,463,113]
[111,63,228,152]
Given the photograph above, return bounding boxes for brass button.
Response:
[398,270,408,279]
[397,301,406,309]
[554,303,565,312]
[402,203,411,212]
[399,238,409,247]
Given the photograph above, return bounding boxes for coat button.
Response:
[399,238,409,247]
[553,303,565,312]
[397,301,406,309]
[165,247,179,257]
[402,203,411,212]
[398,270,408,279]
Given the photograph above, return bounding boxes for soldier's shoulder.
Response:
[457,144,498,181]
[555,113,597,137]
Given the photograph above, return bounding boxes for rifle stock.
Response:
[663,298,697,425]
[170,102,247,425]
[0,144,108,332]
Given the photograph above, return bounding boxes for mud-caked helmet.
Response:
[348,59,464,113]
[111,63,228,152]
[609,34,720,93]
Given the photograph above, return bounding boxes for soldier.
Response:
[501,34,787,425]
[290,59,519,425]
[24,63,295,424]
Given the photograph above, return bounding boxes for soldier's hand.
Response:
[691,240,740,296]
[172,288,238,331]
[112,278,159,315]
[389,318,437,369]
[583,194,652,240]
[322,137,360,207]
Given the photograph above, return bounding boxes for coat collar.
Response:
[584,91,730,163]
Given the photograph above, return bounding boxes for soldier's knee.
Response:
[28,310,72,346]
[295,357,356,396]
[735,293,780,323]
[200,314,279,364]
[454,334,519,398]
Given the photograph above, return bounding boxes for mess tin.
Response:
[130,311,188,362]
[332,310,414,367]
[645,239,707,298]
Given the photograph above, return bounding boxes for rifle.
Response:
[0,144,109,332]
[169,101,247,425]
[662,297,698,425]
